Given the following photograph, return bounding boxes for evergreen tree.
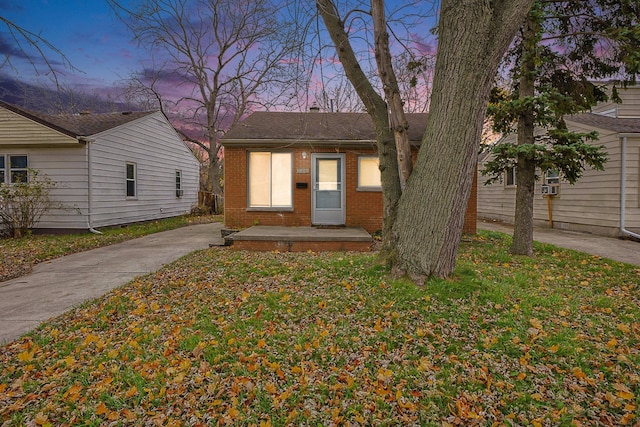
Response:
[483,0,639,255]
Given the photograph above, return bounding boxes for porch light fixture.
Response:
[301,151,308,159]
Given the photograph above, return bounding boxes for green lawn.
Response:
[1,231,638,426]
[0,214,221,283]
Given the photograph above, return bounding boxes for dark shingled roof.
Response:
[0,101,156,137]
[567,113,640,134]
[221,112,429,145]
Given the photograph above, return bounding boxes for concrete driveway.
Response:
[0,222,223,345]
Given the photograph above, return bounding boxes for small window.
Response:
[175,170,183,197]
[248,151,292,208]
[9,155,28,183]
[505,167,516,187]
[126,163,136,198]
[357,155,381,190]
[0,156,5,183]
[545,169,560,185]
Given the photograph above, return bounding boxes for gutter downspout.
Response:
[80,137,102,235]
[620,136,640,240]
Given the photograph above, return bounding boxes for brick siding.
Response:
[224,147,477,235]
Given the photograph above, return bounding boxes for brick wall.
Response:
[224,146,477,234]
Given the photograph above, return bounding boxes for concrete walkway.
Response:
[479,220,640,266]
[0,222,223,345]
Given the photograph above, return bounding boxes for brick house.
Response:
[221,111,477,235]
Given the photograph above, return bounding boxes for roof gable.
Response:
[221,112,429,145]
[567,113,640,134]
[0,101,157,137]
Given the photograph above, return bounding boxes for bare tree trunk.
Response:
[371,0,412,189]
[511,12,539,256]
[393,0,534,280]
[316,0,402,258]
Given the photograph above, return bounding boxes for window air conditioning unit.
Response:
[176,189,184,197]
[541,185,558,196]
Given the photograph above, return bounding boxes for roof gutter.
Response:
[79,137,102,235]
[620,135,640,240]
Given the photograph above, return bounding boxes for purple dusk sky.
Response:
[2,0,438,108]
[2,0,145,90]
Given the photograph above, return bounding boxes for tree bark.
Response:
[393,0,534,280]
[371,0,412,189]
[511,11,539,256]
[316,0,402,258]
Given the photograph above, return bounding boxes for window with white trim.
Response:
[126,162,137,197]
[357,155,381,190]
[544,169,560,185]
[248,151,292,208]
[0,155,28,183]
[505,167,516,187]
[175,170,183,197]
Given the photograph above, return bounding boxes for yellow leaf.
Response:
[617,391,635,400]
[17,350,34,362]
[548,344,560,353]
[606,338,618,349]
[318,300,327,309]
[241,291,250,301]
[257,339,267,349]
[374,318,383,332]
[96,402,109,415]
[64,356,75,367]
[125,386,137,398]
[280,294,290,302]
[572,367,587,379]
[617,323,631,333]
[529,318,543,330]
[531,393,544,401]
[265,382,277,394]
[516,372,527,381]
[620,413,635,425]
[228,407,240,419]
[532,419,543,427]
[34,413,48,425]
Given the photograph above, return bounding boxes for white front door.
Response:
[311,153,345,225]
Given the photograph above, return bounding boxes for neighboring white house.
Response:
[478,85,640,238]
[0,101,200,232]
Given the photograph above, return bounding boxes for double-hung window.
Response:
[175,170,183,197]
[505,167,516,187]
[357,155,381,190]
[0,155,28,184]
[126,162,137,198]
[248,151,292,208]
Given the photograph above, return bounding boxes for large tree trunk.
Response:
[511,11,539,256]
[316,0,402,258]
[392,0,534,280]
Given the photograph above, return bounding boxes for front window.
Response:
[126,162,136,198]
[175,170,183,197]
[505,167,516,187]
[248,151,292,208]
[357,155,381,190]
[0,155,28,183]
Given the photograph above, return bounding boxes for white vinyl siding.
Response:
[248,151,292,208]
[88,112,199,228]
[357,155,381,190]
[478,120,640,236]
